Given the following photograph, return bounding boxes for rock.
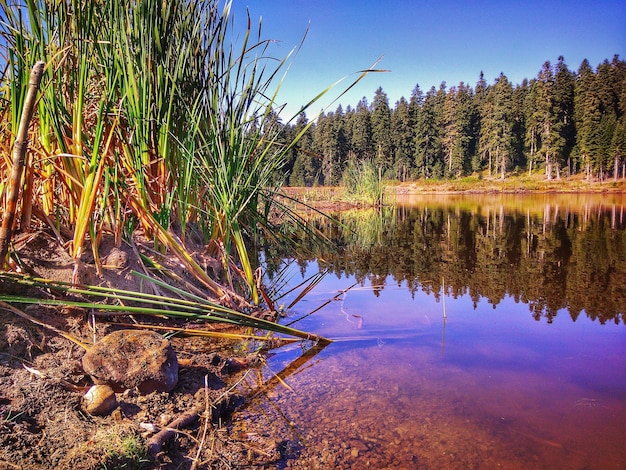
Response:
[102,247,128,270]
[83,385,117,415]
[82,329,178,394]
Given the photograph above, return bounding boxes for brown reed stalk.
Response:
[0,61,45,268]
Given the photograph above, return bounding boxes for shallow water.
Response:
[238,194,626,469]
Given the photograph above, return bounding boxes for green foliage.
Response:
[101,433,150,470]
[371,87,393,171]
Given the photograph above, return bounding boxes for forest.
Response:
[274,55,626,186]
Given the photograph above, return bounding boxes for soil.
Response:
[0,230,300,469]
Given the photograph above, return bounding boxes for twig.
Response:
[147,407,202,458]
[285,282,358,327]
[22,363,87,392]
[0,460,22,469]
[147,371,251,460]
[0,300,90,350]
[190,375,211,470]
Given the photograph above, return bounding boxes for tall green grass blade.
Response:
[0,273,331,343]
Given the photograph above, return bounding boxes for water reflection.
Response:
[266,193,626,325]
[243,194,626,469]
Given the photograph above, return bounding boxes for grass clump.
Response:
[1,0,293,300]
[342,158,385,205]
[64,425,150,470]
[101,432,150,470]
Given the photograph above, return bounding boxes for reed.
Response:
[0,272,330,344]
[0,0,379,339]
[342,158,385,206]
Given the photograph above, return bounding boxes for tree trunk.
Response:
[567,157,571,177]
[546,153,552,180]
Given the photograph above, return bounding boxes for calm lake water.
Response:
[236,193,626,469]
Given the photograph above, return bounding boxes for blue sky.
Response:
[231,0,626,120]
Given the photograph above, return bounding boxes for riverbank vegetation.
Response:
[279,55,626,186]
[0,0,377,332]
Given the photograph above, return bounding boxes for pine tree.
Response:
[409,84,425,110]
[552,56,576,177]
[472,71,490,172]
[534,61,560,180]
[479,74,515,178]
[607,55,626,178]
[262,110,289,184]
[391,97,414,181]
[574,59,602,179]
[288,113,321,186]
[611,116,626,179]
[408,84,424,177]
[491,74,515,178]
[414,86,443,178]
[511,79,529,171]
[441,84,473,177]
[593,57,626,178]
[351,97,373,160]
[371,87,393,172]
[314,108,349,186]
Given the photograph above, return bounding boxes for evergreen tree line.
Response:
[275,55,626,185]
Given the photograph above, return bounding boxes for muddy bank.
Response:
[0,230,310,469]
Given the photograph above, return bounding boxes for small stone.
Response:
[139,422,159,434]
[83,385,117,416]
[351,448,359,458]
[159,414,172,426]
[103,247,128,269]
[82,329,178,393]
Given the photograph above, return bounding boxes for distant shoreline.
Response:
[280,176,626,213]
[283,174,626,198]
[392,175,626,194]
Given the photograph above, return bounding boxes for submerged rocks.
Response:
[82,329,179,394]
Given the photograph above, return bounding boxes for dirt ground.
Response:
[0,230,302,469]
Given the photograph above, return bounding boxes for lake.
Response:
[235,193,626,469]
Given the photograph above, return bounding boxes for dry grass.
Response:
[393,173,626,194]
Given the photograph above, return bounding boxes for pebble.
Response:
[83,384,117,415]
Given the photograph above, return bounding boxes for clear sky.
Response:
[231,0,626,121]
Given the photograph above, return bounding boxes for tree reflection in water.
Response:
[264,193,625,325]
